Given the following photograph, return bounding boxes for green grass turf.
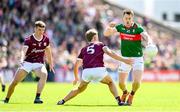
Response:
[0,82,180,112]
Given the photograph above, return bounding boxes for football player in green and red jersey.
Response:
[104,9,153,106]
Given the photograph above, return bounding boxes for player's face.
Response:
[123,14,133,28]
[35,26,45,36]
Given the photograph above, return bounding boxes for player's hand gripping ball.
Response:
[144,44,158,57]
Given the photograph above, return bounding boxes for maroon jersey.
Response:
[78,42,105,69]
[24,34,49,63]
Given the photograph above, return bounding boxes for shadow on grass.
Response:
[0,100,34,104]
[63,104,118,107]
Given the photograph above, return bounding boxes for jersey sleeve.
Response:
[98,42,106,49]
[100,43,107,53]
[46,37,50,47]
[24,37,31,47]
[77,48,83,60]
[47,36,50,46]
[115,24,123,32]
[99,42,105,46]
[137,24,144,33]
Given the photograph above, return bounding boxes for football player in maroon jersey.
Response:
[57,29,133,106]
[4,21,54,104]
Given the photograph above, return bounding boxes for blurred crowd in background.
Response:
[0,0,179,82]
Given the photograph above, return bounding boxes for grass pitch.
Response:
[0,82,180,112]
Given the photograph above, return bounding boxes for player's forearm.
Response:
[107,51,124,62]
[45,47,53,65]
[20,51,25,62]
[146,34,153,44]
[103,47,124,62]
[46,52,53,65]
[147,36,153,44]
[141,32,153,45]
[73,62,79,80]
[47,55,53,65]
[20,46,28,62]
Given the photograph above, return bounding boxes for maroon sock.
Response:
[115,96,121,102]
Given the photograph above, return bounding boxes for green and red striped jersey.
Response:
[115,23,144,57]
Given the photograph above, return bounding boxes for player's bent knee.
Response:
[107,79,113,85]
[78,87,85,93]
[77,86,87,93]
[39,73,48,80]
[102,75,113,84]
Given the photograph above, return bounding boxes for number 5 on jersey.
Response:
[87,45,95,54]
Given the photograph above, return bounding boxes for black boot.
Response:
[2,85,5,92]
[34,98,43,104]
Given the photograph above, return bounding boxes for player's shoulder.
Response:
[43,34,49,40]
[115,24,125,32]
[41,34,50,44]
[23,35,33,45]
[116,23,124,28]
[24,35,33,41]
[93,42,105,47]
[78,46,86,55]
[134,23,144,33]
[133,23,144,29]
[83,42,105,48]
[43,33,49,38]
[80,45,87,51]
[95,42,104,45]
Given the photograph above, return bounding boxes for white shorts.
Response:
[82,67,108,82]
[0,70,3,77]
[19,61,46,73]
[118,57,144,73]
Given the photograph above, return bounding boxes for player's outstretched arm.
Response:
[141,31,153,45]
[103,46,133,65]
[19,46,28,64]
[73,59,82,85]
[45,45,55,73]
[103,22,117,37]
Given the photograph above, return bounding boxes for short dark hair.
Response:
[35,21,46,28]
[123,9,134,16]
[85,29,98,42]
